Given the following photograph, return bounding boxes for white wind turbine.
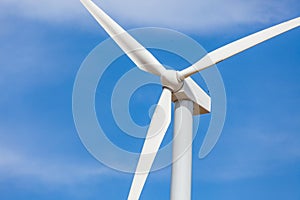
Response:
[80,0,300,199]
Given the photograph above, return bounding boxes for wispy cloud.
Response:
[0,0,299,33]
[0,0,84,23]
[0,121,114,186]
[100,0,299,32]
[195,114,300,182]
[0,143,110,185]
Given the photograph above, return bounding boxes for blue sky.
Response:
[0,0,300,199]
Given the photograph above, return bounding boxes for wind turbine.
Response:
[80,0,300,199]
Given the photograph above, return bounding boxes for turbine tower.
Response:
[80,0,300,199]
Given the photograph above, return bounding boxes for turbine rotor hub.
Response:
[160,70,183,92]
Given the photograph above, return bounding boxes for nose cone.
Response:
[160,70,183,92]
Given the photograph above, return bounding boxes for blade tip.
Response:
[198,147,212,159]
[198,151,207,159]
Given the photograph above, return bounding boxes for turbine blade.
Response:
[81,0,166,76]
[183,77,211,114]
[179,17,300,79]
[128,88,172,200]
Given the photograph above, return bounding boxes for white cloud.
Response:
[0,0,299,33]
[100,0,299,32]
[0,0,84,23]
[0,143,110,185]
[195,120,300,182]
